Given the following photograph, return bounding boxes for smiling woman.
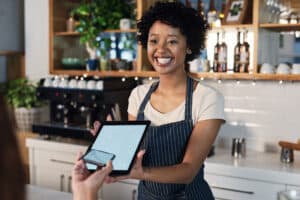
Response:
[98,1,226,200]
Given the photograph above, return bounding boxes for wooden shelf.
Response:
[49,69,300,81]
[50,69,158,78]
[191,72,300,81]
[259,23,300,31]
[210,24,255,31]
[54,29,137,36]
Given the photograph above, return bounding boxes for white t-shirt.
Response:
[128,81,225,126]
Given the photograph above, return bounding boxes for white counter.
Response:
[205,148,300,186]
[26,184,72,200]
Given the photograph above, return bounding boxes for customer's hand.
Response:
[72,152,112,200]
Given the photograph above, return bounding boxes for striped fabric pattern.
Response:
[136,77,214,200]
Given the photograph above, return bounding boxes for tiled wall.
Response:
[204,79,300,153]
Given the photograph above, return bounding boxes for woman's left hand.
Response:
[105,149,146,183]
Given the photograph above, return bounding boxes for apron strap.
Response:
[137,76,194,121]
[137,81,159,120]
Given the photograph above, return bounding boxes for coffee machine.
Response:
[33,76,139,140]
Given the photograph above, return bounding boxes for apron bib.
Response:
[136,77,214,200]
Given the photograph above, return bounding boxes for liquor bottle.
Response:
[219,31,227,72]
[197,0,205,17]
[185,0,192,8]
[212,32,220,72]
[240,30,250,73]
[207,0,217,27]
[233,31,242,73]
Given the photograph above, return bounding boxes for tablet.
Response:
[82,120,150,175]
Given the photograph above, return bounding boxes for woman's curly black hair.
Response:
[137,1,208,63]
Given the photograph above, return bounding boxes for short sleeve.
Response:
[127,87,139,117]
[195,86,225,122]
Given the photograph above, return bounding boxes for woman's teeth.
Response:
[157,58,171,65]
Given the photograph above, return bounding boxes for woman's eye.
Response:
[168,40,178,44]
[148,39,157,44]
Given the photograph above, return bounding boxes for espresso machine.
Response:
[32,76,139,140]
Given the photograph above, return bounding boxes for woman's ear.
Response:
[186,48,192,54]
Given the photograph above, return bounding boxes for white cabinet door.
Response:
[205,173,285,200]
[102,180,138,200]
[286,185,300,191]
[35,165,72,192]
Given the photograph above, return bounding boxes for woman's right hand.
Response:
[90,114,113,136]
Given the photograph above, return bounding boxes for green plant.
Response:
[1,78,44,109]
[71,0,135,49]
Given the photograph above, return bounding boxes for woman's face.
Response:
[147,21,188,75]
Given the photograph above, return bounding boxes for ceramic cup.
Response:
[43,77,52,87]
[78,79,87,89]
[120,18,131,30]
[68,79,78,88]
[260,63,275,74]
[52,76,60,87]
[87,80,96,90]
[96,80,104,90]
[292,63,300,74]
[276,63,291,74]
[59,78,69,88]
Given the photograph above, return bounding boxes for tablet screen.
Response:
[84,121,150,175]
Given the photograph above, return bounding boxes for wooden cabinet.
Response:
[49,0,300,81]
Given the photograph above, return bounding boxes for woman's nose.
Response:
[157,41,167,52]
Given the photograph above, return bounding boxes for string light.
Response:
[279,80,283,84]
[217,79,222,84]
[121,77,126,82]
[236,80,240,85]
[252,80,256,86]
[148,77,153,81]
[134,76,139,81]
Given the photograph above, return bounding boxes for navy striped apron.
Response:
[136,76,214,200]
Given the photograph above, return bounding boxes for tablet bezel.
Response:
[83,120,150,176]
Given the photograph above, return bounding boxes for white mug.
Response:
[78,79,87,89]
[68,79,78,88]
[43,77,52,87]
[120,18,131,30]
[292,64,300,74]
[96,80,103,90]
[276,63,291,74]
[87,80,96,90]
[260,63,275,74]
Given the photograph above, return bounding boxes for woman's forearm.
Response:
[143,162,198,184]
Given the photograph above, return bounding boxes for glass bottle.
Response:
[207,0,217,27]
[233,31,242,73]
[240,30,250,73]
[197,0,205,17]
[219,31,227,72]
[185,0,192,8]
[212,32,220,72]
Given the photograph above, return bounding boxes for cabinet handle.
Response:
[50,159,74,166]
[211,185,254,195]
[132,189,137,200]
[68,176,72,193]
[60,174,65,191]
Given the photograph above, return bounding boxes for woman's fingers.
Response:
[90,121,100,136]
[135,149,146,166]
